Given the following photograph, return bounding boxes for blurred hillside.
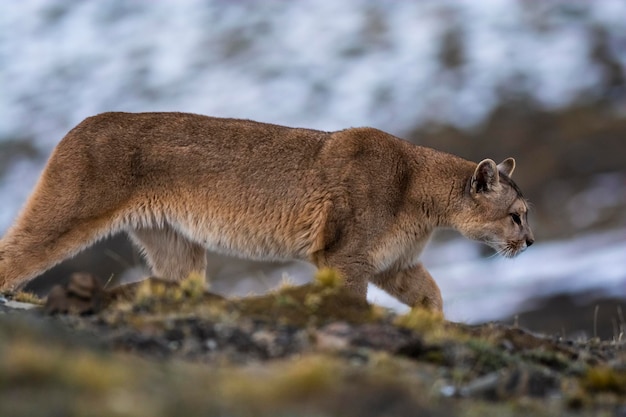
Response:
[410,102,626,240]
[1,1,624,329]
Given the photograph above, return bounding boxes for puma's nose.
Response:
[526,237,534,247]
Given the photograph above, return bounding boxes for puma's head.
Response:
[455,157,534,258]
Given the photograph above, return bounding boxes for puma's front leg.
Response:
[313,251,372,301]
[372,263,443,313]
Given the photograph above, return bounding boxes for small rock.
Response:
[43,272,105,315]
[205,339,218,351]
[350,324,411,351]
[440,385,457,397]
[458,368,559,400]
[67,273,100,299]
[315,322,352,350]
[459,372,501,398]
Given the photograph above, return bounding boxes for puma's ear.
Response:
[471,159,499,194]
[497,157,515,177]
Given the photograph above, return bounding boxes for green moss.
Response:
[582,366,626,394]
[221,355,338,405]
[466,338,512,373]
[1,338,130,393]
[423,349,447,365]
[110,276,224,314]
[12,291,44,305]
[392,307,469,346]
[108,273,377,328]
[179,272,207,299]
[313,268,343,288]
[235,282,374,326]
[394,307,445,333]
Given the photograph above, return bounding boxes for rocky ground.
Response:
[1,271,625,417]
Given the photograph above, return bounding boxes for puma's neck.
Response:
[407,145,476,229]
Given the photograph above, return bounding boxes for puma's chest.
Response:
[369,228,432,273]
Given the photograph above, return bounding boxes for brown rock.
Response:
[43,272,104,315]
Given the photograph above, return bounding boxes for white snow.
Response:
[369,230,626,323]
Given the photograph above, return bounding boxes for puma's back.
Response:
[1,113,336,276]
[0,112,533,314]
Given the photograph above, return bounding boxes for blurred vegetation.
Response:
[1,274,625,417]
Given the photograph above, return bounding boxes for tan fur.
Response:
[0,112,534,312]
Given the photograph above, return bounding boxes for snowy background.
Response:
[1,0,625,332]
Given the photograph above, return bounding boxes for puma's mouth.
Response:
[484,239,528,258]
[499,240,529,258]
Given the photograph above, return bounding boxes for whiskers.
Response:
[483,239,522,258]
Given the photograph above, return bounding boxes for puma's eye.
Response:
[510,213,521,225]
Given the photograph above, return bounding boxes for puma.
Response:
[0,112,534,312]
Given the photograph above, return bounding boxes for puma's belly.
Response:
[164,192,331,262]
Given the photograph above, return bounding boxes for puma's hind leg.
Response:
[0,211,119,292]
[0,173,126,291]
[372,263,443,314]
[128,225,207,282]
